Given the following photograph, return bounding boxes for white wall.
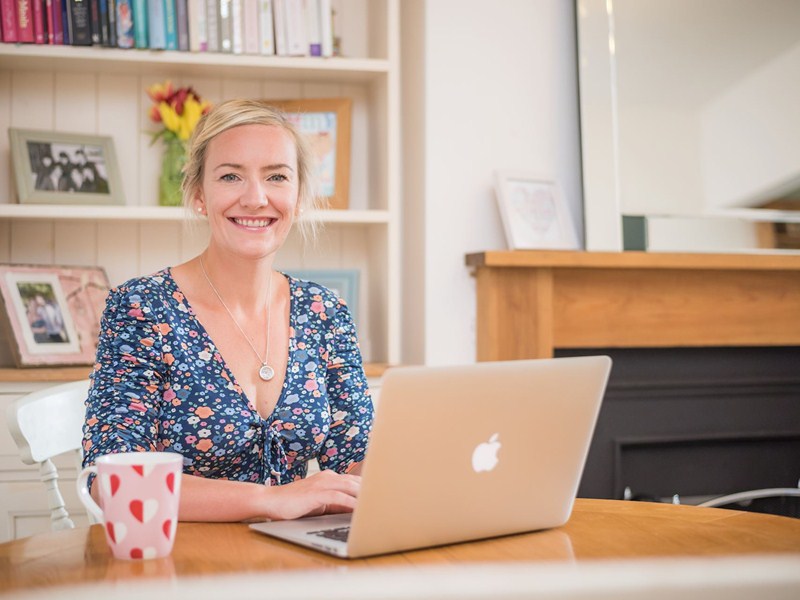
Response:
[402,0,583,365]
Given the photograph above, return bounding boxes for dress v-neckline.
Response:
[164,267,294,423]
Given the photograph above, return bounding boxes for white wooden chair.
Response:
[6,379,91,531]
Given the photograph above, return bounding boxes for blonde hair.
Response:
[182,98,323,242]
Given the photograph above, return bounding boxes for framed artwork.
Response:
[8,128,125,206]
[494,172,580,250]
[265,98,352,210]
[286,269,359,325]
[0,264,111,367]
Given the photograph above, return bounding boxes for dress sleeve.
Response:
[81,283,167,467]
[319,299,374,474]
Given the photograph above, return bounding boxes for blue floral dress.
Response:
[82,269,373,486]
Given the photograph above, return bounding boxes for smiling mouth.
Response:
[230,217,276,228]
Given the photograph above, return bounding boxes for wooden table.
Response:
[2,499,799,595]
[465,250,800,360]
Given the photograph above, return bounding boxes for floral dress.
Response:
[82,269,373,486]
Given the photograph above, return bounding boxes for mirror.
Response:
[576,0,800,251]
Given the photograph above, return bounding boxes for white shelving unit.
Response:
[0,0,401,368]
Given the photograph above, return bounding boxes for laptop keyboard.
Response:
[308,526,350,543]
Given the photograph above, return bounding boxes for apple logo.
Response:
[471,433,501,473]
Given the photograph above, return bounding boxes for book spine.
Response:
[45,0,55,42]
[106,0,115,44]
[60,0,69,42]
[163,0,176,49]
[187,0,206,51]
[203,0,216,51]
[131,0,146,46]
[1,0,19,42]
[257,0,273,55]
[242,0,256,54]
[32,0,45,42]
[283,0,305,56]
[272,0,285,55]
[218,0,231,52]
[88,0,99,42]
[319,0,331,56]
[229,0,240,53]
[174,0,186,49]
[305,0,319,56]
[16,0,35,42]
[115,0,133,46]
[51,0,63,41]
[146,0,164,48]
[67,0,92,44]
[97,0,107,43]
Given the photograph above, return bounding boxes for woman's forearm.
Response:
[178,474,269,522]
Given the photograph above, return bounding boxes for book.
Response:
[131,0,145,47]
[88,0,99,42]
[60,0,68,42]
[51,0,63,42]
[187,0,206,51]
[67,0,92,44]
[305,0,320,56]
[97,0,108,43]
[272,0,286,55]
[257,0,273,55]
[230,0,241,53]
[283,0,306,56]
[203,0,217,51]
[218,0,232,52]
[32,0,45,42]
[106,0,116,45]
[146,0,165,48]
[164,0,178,50]
[16,0,35,42]
[45,0,55,42]
[115,0,133,47]
[174,0,186,49]
[1,0,19,42]
[319,0,331,56]
[242,0,257,54]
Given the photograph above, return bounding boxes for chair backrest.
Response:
[6,379,91,532]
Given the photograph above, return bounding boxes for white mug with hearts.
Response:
[76,452,183,560]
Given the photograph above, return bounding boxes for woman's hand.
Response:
[263,469,361,521]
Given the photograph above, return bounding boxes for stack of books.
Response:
[0,0,337,56]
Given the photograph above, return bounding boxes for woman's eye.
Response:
[268,173,289,183]
[220,173,239,182]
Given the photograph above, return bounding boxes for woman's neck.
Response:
[197,248,276,313]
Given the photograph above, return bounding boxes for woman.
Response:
[82,99,373,522]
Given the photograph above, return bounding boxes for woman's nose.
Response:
[239,178,268,208]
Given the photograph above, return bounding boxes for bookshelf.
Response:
[0,0,401,370]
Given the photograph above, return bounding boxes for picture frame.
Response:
[265,98,352,210]
[286,268,359,325]
[0,264,111,367]
[494,172,580,250]
[8,128,126,206]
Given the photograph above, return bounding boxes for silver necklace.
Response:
[199,256,275,381]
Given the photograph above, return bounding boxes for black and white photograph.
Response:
[9,128,125,205]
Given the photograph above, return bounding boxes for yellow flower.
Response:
[156,102,181,136]
[178,97,209,141]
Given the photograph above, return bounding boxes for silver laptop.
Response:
[249,355,612,558]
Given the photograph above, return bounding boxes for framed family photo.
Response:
[265,98,352,210]
[287,268,360,325]
[9,128,125,206]
[494,172,580,250]
[0,264,111,367]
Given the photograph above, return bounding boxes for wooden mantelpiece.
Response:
[465,251,800,360]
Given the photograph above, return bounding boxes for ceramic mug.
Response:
[76,452,183,560]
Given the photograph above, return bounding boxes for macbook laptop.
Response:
[249,355,612,558]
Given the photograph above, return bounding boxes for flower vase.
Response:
[159,137,186,207]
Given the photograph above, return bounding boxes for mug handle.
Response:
[76,466,104,523]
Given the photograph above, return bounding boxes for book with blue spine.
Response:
[146,0,165,48]
[115,0,134,47]
[163,0,176,49]
[132,0,146,47]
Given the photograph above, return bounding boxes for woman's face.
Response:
[196,124,300,262]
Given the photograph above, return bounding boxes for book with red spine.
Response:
[1,0,19,42]
[16,0,35,42]
[32,0,45,42]
[51,0,63,42]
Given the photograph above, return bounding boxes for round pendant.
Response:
[259,364,275,381]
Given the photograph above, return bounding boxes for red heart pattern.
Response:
[110,474,121,496]
[106,522,117,543]
[162,519,172,540]
[129,499,158,523]
[166,472,175,494]
[130,547,143,559]
[132,465,144,476]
